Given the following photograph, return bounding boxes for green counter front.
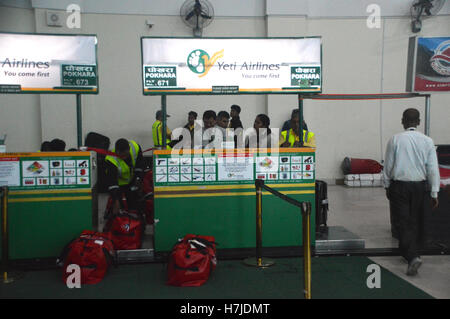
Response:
[153,148,316,252]
[0,151,97,260]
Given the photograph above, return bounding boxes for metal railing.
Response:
[243,179,312,299]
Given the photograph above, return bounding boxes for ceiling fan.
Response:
[410,0,446,33]
[180,0,215,37]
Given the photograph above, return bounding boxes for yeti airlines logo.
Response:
[187,49,224,77]
[430,40,450,76]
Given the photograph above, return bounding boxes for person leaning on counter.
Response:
[105,138,145,216]
[279,109,315,148]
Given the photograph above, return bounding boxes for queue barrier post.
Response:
[242,179,275,268]
[243,179,313,299]
[301,201,312,299]
[1,186,23,284]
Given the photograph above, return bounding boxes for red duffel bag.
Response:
[166,234,217,287]
[342,157,383,175]
[104,211,144,250]
[59,230,116,285]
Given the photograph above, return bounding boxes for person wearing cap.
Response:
[104,138,145,216]
[152,110,172,149]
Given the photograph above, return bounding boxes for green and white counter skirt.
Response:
[153,148,316,252]
[0,151,97,260]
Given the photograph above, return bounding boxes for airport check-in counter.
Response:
[153,148,316,254]
[0,151,97,260]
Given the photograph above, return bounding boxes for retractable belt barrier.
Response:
[243,179,312,299]
[83,147,154,158]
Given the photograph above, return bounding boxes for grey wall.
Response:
[0,2,449,182]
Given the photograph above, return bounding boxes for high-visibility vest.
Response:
[152,120,171,149]
[280,129,316,148]
[105,140,140,186]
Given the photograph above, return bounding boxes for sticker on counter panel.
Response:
[256,156,278,173]
[22,161,49,178]
[181,174,192,182]
[192,174,204,182]
[64,160,76,168]
[303,156,314,164]
[218,154,253,181]
[78,168,89,177]
[156,175,168,183]
[77,177,90,185]
[168,166,179,174]
[0,158,20,186]
[156,158,167,166]
[291,156,302,164]
[77,160,89,168]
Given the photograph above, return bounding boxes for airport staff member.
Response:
[105,138,145,215]
[383,108,439,277]
[152,110,172,149]
[279,110,315,148]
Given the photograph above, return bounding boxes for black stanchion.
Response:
[242,179,312,299]
[243,179,275,268]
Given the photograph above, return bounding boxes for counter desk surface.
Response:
[153,148,316,252]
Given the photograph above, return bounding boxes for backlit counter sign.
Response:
[0,33,98,94]
[141,37,322,95]
[406,36,450,92]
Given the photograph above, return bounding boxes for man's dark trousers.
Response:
[388,180,427,263]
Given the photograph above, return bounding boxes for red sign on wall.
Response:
[406,36,450,92]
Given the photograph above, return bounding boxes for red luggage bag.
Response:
[166,234,217,287]
[60,230,115,285]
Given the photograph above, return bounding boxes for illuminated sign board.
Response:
[0,33,98,94]
[142,37,322,95]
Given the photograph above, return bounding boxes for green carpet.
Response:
[0,256,433,299]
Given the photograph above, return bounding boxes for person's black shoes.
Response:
[406,257,422,276]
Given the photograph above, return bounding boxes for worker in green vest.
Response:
[152,110,172,149]
[279,110,316,148]
[105,138,145,216]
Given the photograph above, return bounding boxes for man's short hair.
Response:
[50,139,66,151]
[403,108,420,123]
[217,111,230,120]
[115,138,129,152]
[188,111,198,118]
[231,104,241,114]
[203,110,217,120]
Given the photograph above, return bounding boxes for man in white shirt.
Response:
[383,108,440,276]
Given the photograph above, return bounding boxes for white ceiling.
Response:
[1,0,449,17]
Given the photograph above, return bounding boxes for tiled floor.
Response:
[98,185,450,299]
[327,185,450,299]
